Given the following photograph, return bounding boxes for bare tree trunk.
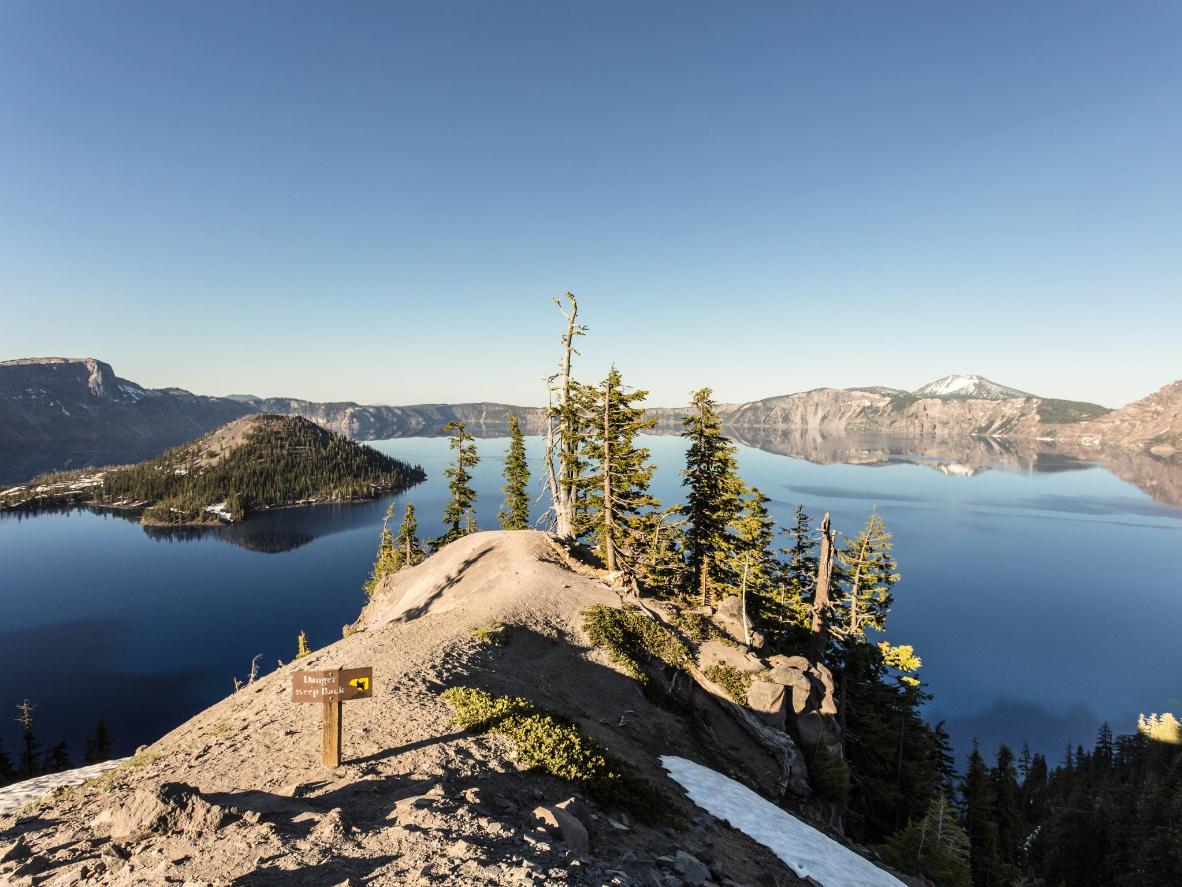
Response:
[838,534,870,737]
[548,293,580,540]
[700,553,710,607]
[740,552,752,646]
[809,513,834,661]
[602,372,615,571]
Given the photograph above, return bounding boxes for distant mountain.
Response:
[1046,380,1182,459]
[1,414,425,523]
[0,357,253,445]
[242,396,547,440]
[911,373,1033,400]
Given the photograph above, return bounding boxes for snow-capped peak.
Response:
[913,374,1032,400]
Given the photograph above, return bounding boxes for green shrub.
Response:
[670,609,718,644]
[703,663,754,705]
[441,686,669,822]
[471,623,507,646]
[582,604,690,686]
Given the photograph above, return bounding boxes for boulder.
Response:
[768,654,811,672]
[672,850,710,886]
[808,662,838,716]
[746,681,788,730]
[795,711,842,755]
[108,783,229,845]
[531,803,590,854]
[697,639,762,674]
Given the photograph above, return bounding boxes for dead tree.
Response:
[809,512,835,662]
[544,292,585,540]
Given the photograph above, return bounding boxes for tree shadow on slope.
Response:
[395,546,493,622]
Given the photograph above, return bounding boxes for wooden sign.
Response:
[292,666,374,766]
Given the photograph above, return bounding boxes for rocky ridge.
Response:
[0,531,900,887]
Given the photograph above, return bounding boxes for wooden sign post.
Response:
[292,666,373,767]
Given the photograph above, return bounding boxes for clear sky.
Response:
[1,2,1178,408]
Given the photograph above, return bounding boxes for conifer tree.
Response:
[393,503,425,568]
[577,367,659,576]
[498,413,531,530]
[432,421,479,551]
[0,735,13,786]
[729,487,778,642]
[545,292,586,540]
[43,742,71,774]
[880,795,972,887]
[991,745,1024,879]
[84,717,113,764]
[771,505,817,642]
[363,503,401,597]
[681,387,744,604]
[15,699,39,778]
[962,741,1002,887]
[296,630,312,658]
[833,511,899,642]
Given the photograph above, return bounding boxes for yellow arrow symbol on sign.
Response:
[349,678,369,692]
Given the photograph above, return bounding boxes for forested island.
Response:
[0,414,425,524]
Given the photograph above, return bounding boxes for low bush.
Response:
[442,686,669,822]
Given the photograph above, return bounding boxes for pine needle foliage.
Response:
[576,367,660,575]
[296,630,312,658]
[498,413,531,530]
[363,503,401,598]
[432,421,479,551]
[393,503,425,568]
[681,388,744,603]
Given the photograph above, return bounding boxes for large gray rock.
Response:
[697,639,762,673]
[673,850,710,886]
[531,802,590,854]
[108,783,229,845]
[746,681,788,730]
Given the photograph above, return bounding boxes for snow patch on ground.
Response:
[0,758,128,816]
[661,755,904,887]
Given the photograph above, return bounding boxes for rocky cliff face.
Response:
[1044,380,1182,459]
[0,358,253,445]
[247,397,547,440]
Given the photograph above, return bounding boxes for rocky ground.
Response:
[1,532,825,887]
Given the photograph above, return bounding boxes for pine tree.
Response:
[432,421,479,551]
[833,511,899,643]
[393,503,425,568]
[15,700,39,778]
[498,413,531,530]
[363,503,401,597]
[0,735,13,786]
[577,367,660,577]
[43,742,71,774]
[880,795,972,887]
[544,292,586,540]
[296,630,312,658]
[729,487,777,643]
[991,745,1024,879]
[84,717,113,764]
[769,505,817,644]
[681,387,744,604]
[962,741,1002,887]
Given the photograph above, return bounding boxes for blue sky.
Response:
[1,2,1178,408]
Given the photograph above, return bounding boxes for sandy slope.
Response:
[0,531,807,887]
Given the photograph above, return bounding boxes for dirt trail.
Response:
[0,531,805,886]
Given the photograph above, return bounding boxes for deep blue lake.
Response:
[1,433,1180,767]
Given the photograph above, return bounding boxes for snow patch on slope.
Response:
[913,374,1031,400]
[661,756,904,887]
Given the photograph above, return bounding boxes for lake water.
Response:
[1,433,1180,767]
